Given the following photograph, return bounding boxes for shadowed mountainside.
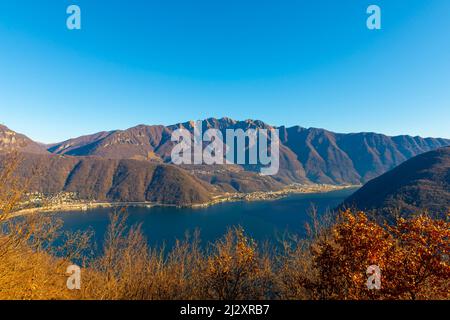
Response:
[341,147,450,218]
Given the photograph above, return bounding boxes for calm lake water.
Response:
[58,188,357,251]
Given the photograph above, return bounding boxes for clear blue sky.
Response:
[0,0,449,143]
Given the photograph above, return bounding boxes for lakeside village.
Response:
[13,184,358,216]
[204,184,357,207]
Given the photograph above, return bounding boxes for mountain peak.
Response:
[0,125,48,154]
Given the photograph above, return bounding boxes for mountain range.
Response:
[42,118,450,184]
[1,118,449,206]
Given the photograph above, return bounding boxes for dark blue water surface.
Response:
[57,189,356,251]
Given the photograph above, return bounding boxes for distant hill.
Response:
[0,125,48,154]
[341,147,450,218]
[4,154,213,206]
[47,118,450,185]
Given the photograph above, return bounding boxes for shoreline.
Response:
[11,184,360,217]
[193,184,359,208]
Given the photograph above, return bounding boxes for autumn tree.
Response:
[384,215,450,299]
[278,210,449,300]
[202,227,273,300]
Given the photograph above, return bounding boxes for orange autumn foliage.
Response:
[202,227,273,300]
[284,211,449,300]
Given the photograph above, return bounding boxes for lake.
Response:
[57,188,357,251]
